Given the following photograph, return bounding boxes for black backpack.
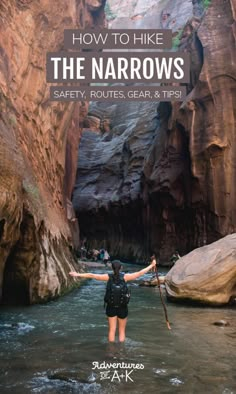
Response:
[104,273,131,308]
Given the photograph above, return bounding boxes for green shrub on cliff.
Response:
[172,29,183,49]
[105,3,116,21]
[203,0,211,8]
[22,180,40,201]
[9,114,17,127]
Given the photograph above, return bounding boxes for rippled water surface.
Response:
[0,264,235,394]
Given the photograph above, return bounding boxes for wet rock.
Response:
[213,320,230,327]
[165,234,236,305]
[139,280,158,287]
[11,323,20,329]
[139,276,165,287]
[48,372,88,384]
[48,371,97,384]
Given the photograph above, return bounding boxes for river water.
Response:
[0,264,235,394]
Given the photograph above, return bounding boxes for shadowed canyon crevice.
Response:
[73,0,236,262]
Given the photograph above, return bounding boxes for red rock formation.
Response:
[0,0,105,304]
[143,0,236,259]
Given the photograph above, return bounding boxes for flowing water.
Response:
[0,264,235,394]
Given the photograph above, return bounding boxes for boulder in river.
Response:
[165,234,236,305]
[139,276,165,287]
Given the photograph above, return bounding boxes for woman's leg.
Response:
[107,316,117,342]
[118,317,127,342]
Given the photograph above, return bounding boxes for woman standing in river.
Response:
[69,259,156,343]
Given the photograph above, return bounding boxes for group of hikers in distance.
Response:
[79,240,110,265]
[69,255,158,343]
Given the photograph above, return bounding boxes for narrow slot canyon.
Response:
[0,0,236,306]
[0,1,236,393]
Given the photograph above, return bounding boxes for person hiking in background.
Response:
[80,238,87,259]
[103,250,110,266]
[69,259,157,343]
[170,250,181,266]
[99,248,105,261]
[150,254,157,276]
[91,249,100,261]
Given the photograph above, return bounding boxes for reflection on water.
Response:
[0,265,235,394]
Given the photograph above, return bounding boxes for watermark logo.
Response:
[92,361,144,383]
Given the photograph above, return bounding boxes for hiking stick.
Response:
[155,265,171,330]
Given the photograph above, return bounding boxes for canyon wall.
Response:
[143,0,236,259]
[73,0,236,262]
[0,0,105,304]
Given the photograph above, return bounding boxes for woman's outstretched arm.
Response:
[69,272,109,281]
[124,261,156,282]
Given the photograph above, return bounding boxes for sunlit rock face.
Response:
[73,0,236,263]
[106,0,195,30]
[165,234,236,305]
[0,0,105,304]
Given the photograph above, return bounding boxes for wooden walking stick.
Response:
[155,265,171,330]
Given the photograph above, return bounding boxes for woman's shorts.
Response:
[106,305,128,319]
